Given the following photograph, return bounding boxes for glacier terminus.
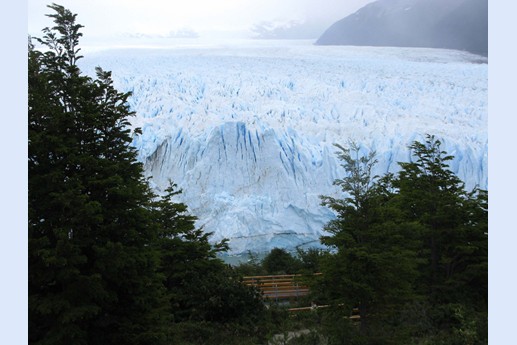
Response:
[80,41,488,254]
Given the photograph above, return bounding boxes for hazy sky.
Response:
[28,0,376,42]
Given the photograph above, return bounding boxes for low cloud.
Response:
[251,20,326,39]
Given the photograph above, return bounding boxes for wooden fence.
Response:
[242,273,360,320]
[242,274,312,300]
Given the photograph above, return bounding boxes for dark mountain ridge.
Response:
[316,0,488,56]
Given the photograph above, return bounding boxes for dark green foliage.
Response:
[395,136,465,299]
[316,142,419,339]
[168,321,262,345]
[29,4,267,344]
[232,251,268,276]
[392,136,487,308]
[397,301,488,345]
[391,135,488,344]
[234,248,326,277]
[316,136,487,344]
[261,247,302,274]
[29,4,169,344]
[151,182,265,326]
[295,248,326,274]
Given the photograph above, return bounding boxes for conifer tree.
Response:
[151,182,265,326]
[318,143,419,339]
[393,135,488,307]
[386,135,488,343]
[29,4,168,344]
[261,248,301,274]
[152,181,225,322]
[317,136,487,343]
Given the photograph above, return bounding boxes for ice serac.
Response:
[145,121,337,253]
[80,42,488,254]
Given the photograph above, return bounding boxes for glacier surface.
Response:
[80,41,488,254]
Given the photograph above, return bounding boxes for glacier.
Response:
[79,41,488,254]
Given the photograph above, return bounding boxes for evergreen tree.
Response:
[392,135,488,342]
[393,135,488,307]
[261,248,301,274]
[151,181,266,331]
[295,247,325,274]
[317,143,419,341]
[29,4,168,344]
[317,137,488,343]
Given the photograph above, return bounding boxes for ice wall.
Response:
[80,43,488,253]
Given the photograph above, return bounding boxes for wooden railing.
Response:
[242,274,360,320]
[242,274,312,300]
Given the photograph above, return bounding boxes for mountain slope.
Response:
[316,0,488,56]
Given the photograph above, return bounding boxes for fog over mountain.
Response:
[251,20,325,39]
[316,0,488,56]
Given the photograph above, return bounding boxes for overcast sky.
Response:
[28,0,376,43]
